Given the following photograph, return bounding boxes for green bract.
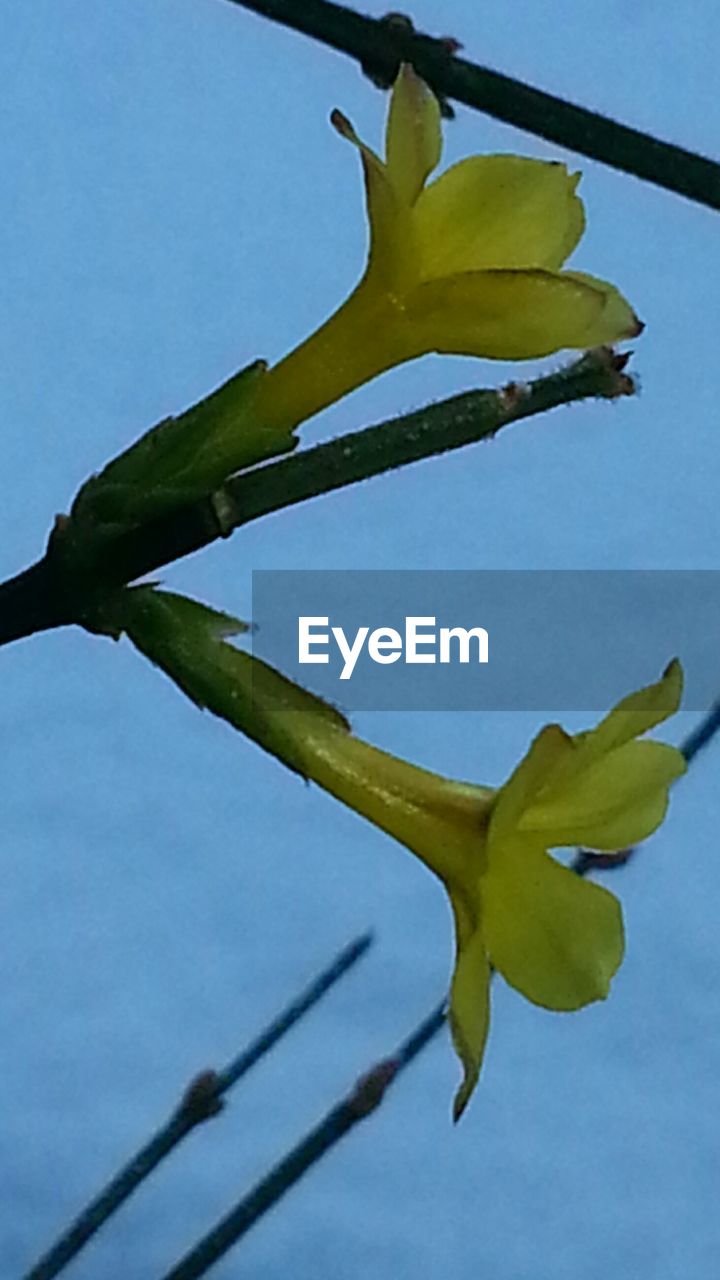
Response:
[69,359,295,537]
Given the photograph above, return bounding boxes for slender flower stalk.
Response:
[244,284,403,436]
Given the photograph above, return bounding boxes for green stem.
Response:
[227,348,633,525]
[0,349,633,649]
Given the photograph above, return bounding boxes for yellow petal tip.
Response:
[397,61,421,86]
[650,657,684,724]
[450,1037,480,1123]
[452,1080,473,1124]
[330,107,356,142]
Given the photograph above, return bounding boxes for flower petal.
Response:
[483,840,625,1010]
[491,663,685,848]
[564,270,643,340]
[519,739,685,849]
[403,268,635,360]
[385,64,442,205]
[560,659,683,770]
[490,723,573,837]
[447,906,492,1120]
[414,155,585,278]
[331,108,411,285]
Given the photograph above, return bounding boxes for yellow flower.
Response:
[261,659,684,1119]
[119,588,682,1120]
[252,64,641,435]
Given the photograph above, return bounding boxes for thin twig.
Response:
[159,1001,446,1280]
[22,932,373,1280]
[680,700,720,765]
[224,0,720,211]
[0,348,634,649]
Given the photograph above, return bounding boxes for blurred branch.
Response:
[159,1001,446,1280]
[224,0,720,211]
[679,699,720,765]
[23,933,373,1280]
[0,348,634,650]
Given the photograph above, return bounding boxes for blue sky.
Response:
[1,2,719,1277]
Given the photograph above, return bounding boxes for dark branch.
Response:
[680,700,720,765]
[0,349,634,649]
[159,1001,446,1280]
[223,0,720,211]
[23,933,373,1280]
